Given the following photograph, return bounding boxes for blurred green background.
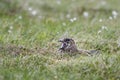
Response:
[0,0,120,80]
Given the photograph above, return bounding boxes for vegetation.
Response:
[0,0,120,80]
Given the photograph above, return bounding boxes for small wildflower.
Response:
[83,11,89,18]
[112,11,118,19]
[8,30,12,33]
[99,19,103,22]
[10,26,13,30]
[62,22,66,26]
[70,19,74,22]
[31,10,37,16]
[73,17,77,21]
[70,17,77,22]
[54,76,58,79]
[98,30,102,34]
[28,7,32,11]
[102,26,107,30]
[18,16,22,19]
[57,32,60,34]
[112,11,118,16]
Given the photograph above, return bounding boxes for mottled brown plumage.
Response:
[59,38,100,55]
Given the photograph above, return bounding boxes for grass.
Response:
[0,0,120,80]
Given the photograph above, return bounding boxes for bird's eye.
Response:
[66,41,69,44]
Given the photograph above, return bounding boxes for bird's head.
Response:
[58,38,76,52]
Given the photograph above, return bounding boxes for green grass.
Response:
[0,0,120,80]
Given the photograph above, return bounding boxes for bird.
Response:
[58,38,100,56]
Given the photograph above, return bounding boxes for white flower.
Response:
[83,11,89,18]
[73,17,77,21]
[112,11,118,19]
[31,10,37,16]
[10,26,13,30]
[102,26,108,30]
[98,30,102,34]
[28,7,32,11]
[8,30,12,33]
[18,16,22,19]
[70,17,77,22]
[112,11,118,16]
[99,19,103,22]
[62,22,66,26]
[70,19,74,22]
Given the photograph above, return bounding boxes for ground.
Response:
[0,0,120,80]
